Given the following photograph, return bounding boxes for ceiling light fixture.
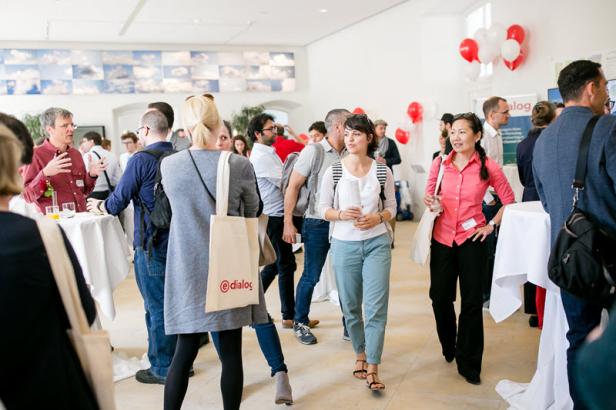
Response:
[319,8,328,13]
[193,18,201,24]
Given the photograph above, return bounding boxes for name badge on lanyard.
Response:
[461,217,477,231]
[76,179,85,187]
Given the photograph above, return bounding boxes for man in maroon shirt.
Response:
[22,107,106,213]
[272,124,306,162]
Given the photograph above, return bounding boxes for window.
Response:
[466,2,492,77]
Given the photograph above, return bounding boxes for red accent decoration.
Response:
[352,107,365,115]
[504,49,525,71]
[506,24,526,44]
[407,102,423,123]
[298,133,309,142]
[459,38,479,63]
[394,128,410,144]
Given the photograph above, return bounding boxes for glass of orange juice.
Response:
[45,205,60,220]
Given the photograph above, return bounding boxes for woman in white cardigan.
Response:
[319,114,396,391]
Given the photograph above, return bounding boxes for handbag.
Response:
[548,115,616,307]
[205,151,260,312]
[258,213,277,266]
[36,218,116,410]
[188,150,275,268]
[410,157,445,265]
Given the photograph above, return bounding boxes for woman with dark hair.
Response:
[0,127,98,409]
[433,129,450,160]
[232,134,250,157]
[424,113,514,385]
[516,101,556,329]
[215,119,234,152]
[319,114,396,391]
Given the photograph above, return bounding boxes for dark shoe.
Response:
[199,333,210,347]
[444,353,455,363]
[529,315,539,328]
[458,370,481,385]
[282,319,294,329]
[308,319,320,328]
[293,322,317,345]
[188,367,195,377]
[135,368,165,385]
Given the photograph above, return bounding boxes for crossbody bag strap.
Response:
[434,156,446,196]
[216,151,232,216]
[92,150,113,191]
[187,150,216,202]
[572,115,601,207]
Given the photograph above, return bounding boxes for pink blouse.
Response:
[425,151,514,247]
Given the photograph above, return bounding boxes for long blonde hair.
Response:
[0,125,24,196]
[182,95,222,148]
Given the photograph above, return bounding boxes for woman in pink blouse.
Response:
[424,112,514,385]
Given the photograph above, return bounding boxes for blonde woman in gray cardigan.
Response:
[161,95,268,410]
[319,114,396,392]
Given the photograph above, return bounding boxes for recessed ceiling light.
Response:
[319,8,328,13]
[193,18,201,24]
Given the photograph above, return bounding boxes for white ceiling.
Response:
[0,0,413,46]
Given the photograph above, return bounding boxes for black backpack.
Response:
[547,115,616,308]
[139,149,176,251]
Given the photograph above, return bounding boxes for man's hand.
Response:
[87,198,104,214]
[88,156,107,177]
[43,153,72,177]
[282,221,298,244]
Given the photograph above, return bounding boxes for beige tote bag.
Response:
[258,213,277,267]
[36,218,116,410]
[205,151,260,312]
[410,158,445,266]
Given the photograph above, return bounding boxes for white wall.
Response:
[304,0,616,213]
[0,41,311,156]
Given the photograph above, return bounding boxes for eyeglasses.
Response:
[55,123,77,129]
[495,110,510,115]
[135,125,149,134]
[606,100,615,111]
[261,127,277,133]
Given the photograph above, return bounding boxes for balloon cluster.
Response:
[459,23,527,80]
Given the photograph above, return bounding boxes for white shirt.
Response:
[250,143,284,217]
[83,145,121,192]
[319,160,397,241]
[481,122,504,166]
[119,151,134,172]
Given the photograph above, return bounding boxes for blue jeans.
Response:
[294,218,330,325]
[253,315,287,376]
[134,247,177,378]
[331,234,391,364]
[561,290,602,409]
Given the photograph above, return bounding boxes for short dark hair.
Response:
[308,121,327,134]
[555,102,565,108]
[121,131,138,143]
[343,114,378,157]
[148,101,174,128]
[557,60,603,103]
[0,113,33,164]
[247,113,274,143]
[440,113,454,125]
[482,97,507,118]
[83,131,102,146]
[276,125,285,136]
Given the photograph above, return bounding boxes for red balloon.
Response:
[506,24,526,44]
[395,128,410,144]
[298,133,309,142]
[407,101,423,123]
[459,38,479,63]
[504,49,525,71]
[352,107,365,114]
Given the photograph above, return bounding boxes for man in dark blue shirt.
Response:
[87,109,177,385]
[533,60,616,409]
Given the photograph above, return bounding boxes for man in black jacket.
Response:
[373,119,401,171]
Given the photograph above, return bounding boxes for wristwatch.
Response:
[488,220,496,227]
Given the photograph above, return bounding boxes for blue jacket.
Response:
[533,106,616,245]
[104,141,174,249]
[516,127,543,202]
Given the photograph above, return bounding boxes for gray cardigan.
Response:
[161,149,268,334]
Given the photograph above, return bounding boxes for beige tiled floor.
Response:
[103,221,539,409]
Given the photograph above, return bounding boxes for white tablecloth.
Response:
[502,164,524,203]
[58,212,130,320]
[489,201,573,410]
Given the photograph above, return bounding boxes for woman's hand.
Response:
[354,213,381,230]
[340,206,362,221]
[471,224,495,242]
[424,194,436,207]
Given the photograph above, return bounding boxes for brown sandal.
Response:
[366,372,385,390]
[353,360,367,379]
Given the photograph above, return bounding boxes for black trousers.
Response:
[429,238,486,378]
[260,215,298,320]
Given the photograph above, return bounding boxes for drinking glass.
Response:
[61,202,76,218]
[45,205,60,220]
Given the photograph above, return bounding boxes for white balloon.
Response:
[424,101,438,120]
[474,27,489,44]
[478,46,496,64]
[501,39,521,61]
[464,61,480,80]
[487,23,506,48]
